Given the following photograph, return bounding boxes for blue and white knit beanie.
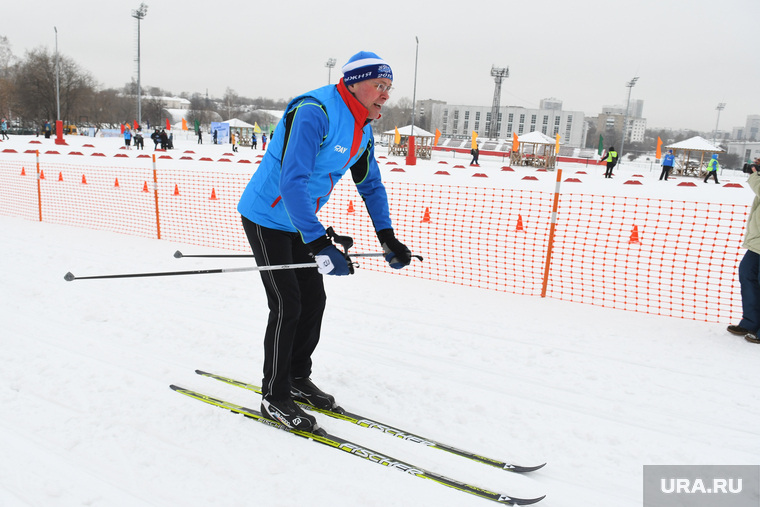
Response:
[342,51,393,85]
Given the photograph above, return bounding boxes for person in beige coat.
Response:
[728,159,760,342]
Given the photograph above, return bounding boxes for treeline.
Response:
[0,36,415,134]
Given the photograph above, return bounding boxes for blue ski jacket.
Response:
[237,79,392,244]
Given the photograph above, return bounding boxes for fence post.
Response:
[541,168,562,298]
[36,150,42,222]
[152,154,161,239]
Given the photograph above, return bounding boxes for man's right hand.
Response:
[314,245,352,275]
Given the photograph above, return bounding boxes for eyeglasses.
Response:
[374,82,393,93]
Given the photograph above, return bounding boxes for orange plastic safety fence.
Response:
[0,157,749,324]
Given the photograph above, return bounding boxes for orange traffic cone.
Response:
[81,174,87,184]
[20,167,25,176]
[421,207,431,223]
[629,225,641,244]
[347,200,355,213]
[209,188,217,200]
[142,181,149,192]
[114,178,120,188]
[58,171,63,181]
[39,170,45,180]
[516,214,525,232]
[173,184,180,196]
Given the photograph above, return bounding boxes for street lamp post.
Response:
[714,102,726,145]
[325,58,336,85]
[54,27,60,122]
[131,3,148,126]
[405,36,420,166]
[411,36,419,137]
[620,76,639,163]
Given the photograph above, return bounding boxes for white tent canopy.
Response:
[518,131,557,145]
[383,125,435,137]
[665,136,724,153]
[224,118,255,128]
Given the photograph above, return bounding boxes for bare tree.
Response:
[13,47,95,126]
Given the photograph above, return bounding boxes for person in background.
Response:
[123,126,132,149]
[470,143,480,166]
[0,118,9,140]
[151,129,161,149]
[231,132,238,152]
[602,146,618,178]
[728,158,760,343]
[659,149,675,181]
[197,128,203,144]
[251,132,257,149]
[261,132,267,150]
[703,153,720,184]
[237,51,413,433]
[134,129,144,150]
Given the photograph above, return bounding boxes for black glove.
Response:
[306,234,353,275]
[377,228,411,269]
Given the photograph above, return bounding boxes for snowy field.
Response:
[1,132,759,506]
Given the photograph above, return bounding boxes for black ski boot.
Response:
[261,396,319,432]
[290,377,343,413]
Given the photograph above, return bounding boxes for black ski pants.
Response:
[242,217,326,401]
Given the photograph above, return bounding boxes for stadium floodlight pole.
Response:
[714,102,726,145]
[619,76,638,164]
[132,3,148,126]
[63,262,319,282]
[54,27,60,122]
[325,58,336,85]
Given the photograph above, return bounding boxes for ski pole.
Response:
[173,250,389,259]
[63,262,317,282]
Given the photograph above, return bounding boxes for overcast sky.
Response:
[3,0,758,132]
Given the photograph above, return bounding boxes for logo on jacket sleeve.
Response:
[334,145,348,154]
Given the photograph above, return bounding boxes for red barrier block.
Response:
[522,176,538,180]
[724,183,743,188]
[473,173,488,178]
[391,168,405,172]
[678,182,697,187]
[501,167,515,172]
[623,180,643,185]
[564,178,582,183]
[434,170,450,175]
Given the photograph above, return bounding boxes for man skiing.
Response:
[237,51,413,432]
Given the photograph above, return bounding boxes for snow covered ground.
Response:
[1,133,759,506]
